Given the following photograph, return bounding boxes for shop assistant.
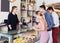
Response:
[7,6,19,31]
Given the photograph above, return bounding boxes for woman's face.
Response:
[38,12,42,16]
[13,8,18,13]
[48,10,53,14]
[37,12,40,15]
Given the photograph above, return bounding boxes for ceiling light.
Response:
[8,0,16,2]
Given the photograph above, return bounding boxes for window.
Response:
[1,0,9,12]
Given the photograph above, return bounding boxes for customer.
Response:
[39,5,54,43]
[35,11,41,24]
[33,11,49,43]
[8,6,19,31]
[35,11,41,40]
[52,11,59,43]
[47,7,54,43]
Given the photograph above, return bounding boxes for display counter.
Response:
[0,23,8,33]
[0,30,40,43]
[13,31,40,43]
[0,23,40,43]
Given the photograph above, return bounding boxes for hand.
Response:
[9,25,12,29]
[32,27,38,31]
[9,26,12,29]
[19,22,22,25]
[32,27,35,30]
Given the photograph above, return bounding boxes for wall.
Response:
[0,12,9,23]
[35,0,60,10]
[0,0,20,23]
[0,0,9,23]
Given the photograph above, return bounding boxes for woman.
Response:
[33,11,49,43]
[8,6,19,31]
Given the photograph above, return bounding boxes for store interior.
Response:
[0,0,60,43]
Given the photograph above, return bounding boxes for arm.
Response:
[16,15,22,25]
[49,15,54,28]
[16,15,19,24]
[45,13,54,29]
[55,15,59,27]
[33,23,45,32]
[8,14,12,29]
[52,13,59,27]
[44,20,48,30]
[43,15,48,30]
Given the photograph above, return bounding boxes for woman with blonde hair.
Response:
[33,11,49,43]
[8,6,19,31]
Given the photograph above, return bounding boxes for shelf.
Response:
[21,9,36,12]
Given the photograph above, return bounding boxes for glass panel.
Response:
[1,0,9,12]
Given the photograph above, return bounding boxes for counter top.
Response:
[0,23,7,27]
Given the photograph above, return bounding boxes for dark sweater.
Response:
[7,13,19,31]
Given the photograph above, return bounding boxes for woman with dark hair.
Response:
[8,6,19,31]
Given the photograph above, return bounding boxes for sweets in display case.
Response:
[13,35,36,43]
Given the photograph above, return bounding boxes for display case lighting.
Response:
[8,0,16,2]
